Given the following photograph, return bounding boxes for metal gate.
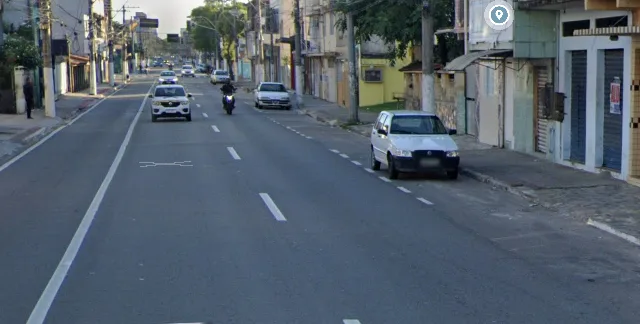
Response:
[602,49,624,171]
[535,66,549,153]
[570,50,587,163]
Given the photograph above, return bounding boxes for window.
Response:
[215,70,229,75]
[259,83,287,92]
[562,20,590,37]
[383,115,391,130]
[155,87,186,97]
[375,114,387,130]
[182,65,192,69]
[160,71,176,76]
[389,115,448,135]
[484,67,494,96]
[596,16,628,28]
[363,69,382,82]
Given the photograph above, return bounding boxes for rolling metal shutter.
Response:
[602,49,624,171]
[535,66,549,153]
[570,51,587,164]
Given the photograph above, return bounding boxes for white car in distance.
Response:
[181,65,195,77]
[254,82,291,110]
[210,70,230,84]
[158,70,178,84]
[370,110,460,179]
[148,85,193,122]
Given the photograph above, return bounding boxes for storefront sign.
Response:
[610,77,621,114]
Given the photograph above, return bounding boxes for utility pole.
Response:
[421,0,435,113]
[268,7,274,82]
[0,0,4,47]
[122,6,128,82]
[346,10,358,122]
[131,17,136,73]
[28,0,42,108]
[107,1,115,86]
[293,0,303,108]
[231,2,239,81]
[88,0,97,95]
[39,0,56,117]
[255,0,264,85]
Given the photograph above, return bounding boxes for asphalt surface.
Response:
[1,70,640,323]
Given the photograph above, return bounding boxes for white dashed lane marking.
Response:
[417,197,434,205]
[227,147,241,160]
[259,193,287,221]
[378,176,391,183]
[211,125,220,132]
[202,112,208,118]
[364,168,374,173]
[339,153,349,159]
[196,104,201,107]
[343,320,362,324]
[351,160,362,166]
[330,149,340,154]
[397,186,411,193]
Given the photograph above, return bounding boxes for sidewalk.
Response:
[296,97,640,246]
[0,82,125,164]
[298,94,378,128]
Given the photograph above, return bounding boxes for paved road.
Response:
[1,71,640,323]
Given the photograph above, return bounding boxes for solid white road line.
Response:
[227,147,241,160]
[211,125,220,132]
[364,168,374,173]
[417,197,434,205]
[26,82,156,324]
[339,153,349,158]
[397,186,411,193]
[202,112,208,118]
[343,320,361,324]
[351,160,362,166]
[378,176,391,182]
[259,193,287,221]
[330,149,340,154]
[0,83,129,174]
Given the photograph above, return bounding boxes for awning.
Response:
[443,49,512,71]
[574,26,640,36]
[69,54,89,65]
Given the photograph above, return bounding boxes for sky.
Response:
[111,0,206,36]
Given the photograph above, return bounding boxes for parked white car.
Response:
[148,85,193,122]
[210,70,230,84]
[254,82,291,110]
[370,110,459,179]
[181,65,195,77]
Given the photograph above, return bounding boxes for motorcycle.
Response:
[222,91,235,115]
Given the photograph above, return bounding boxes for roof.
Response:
[444,49,512,71]
[398,61,444,73]
[155,84,185,88]
[382,110,437,117]
[259,82,285,85]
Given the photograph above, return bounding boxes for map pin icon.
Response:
[495,10,503,20]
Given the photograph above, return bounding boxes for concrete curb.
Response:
[587,218,640,247]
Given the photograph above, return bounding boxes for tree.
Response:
[335,0,463,65]
[190,1,246,68]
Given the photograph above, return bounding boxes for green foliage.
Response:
[0,35,42,70]
[334,0,463,65]
[190,1,247,62]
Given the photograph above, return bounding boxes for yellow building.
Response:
[358,55,411,107]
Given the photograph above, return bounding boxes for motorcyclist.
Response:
[220,82,236,107]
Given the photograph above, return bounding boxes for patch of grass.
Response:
[360,101,402,114]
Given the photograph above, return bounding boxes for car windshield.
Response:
[259,84,286,92]
[182,65,192,69]
[389,115,448,135]
[160,71,175,77]
[215,71,229,75]
[154,87,186,97]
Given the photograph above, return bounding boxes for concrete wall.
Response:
[359,57,409,107]
[557,8,632,179]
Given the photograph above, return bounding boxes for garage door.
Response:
[535,66,549,153]
[570,50,587,164]
[602,49,624,171]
